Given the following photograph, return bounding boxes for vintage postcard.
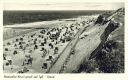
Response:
[0,0,127,80]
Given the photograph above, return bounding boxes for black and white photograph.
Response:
[3,2,125,74]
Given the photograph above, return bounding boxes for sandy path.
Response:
[47,22,93,73]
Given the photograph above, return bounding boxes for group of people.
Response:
[3,20,85,73]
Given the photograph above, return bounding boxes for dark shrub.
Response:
[95,41,124,73]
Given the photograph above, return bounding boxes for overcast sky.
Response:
[3,3,124,10]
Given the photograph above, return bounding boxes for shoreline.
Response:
[3,15,98,41]
[4,15,98,28]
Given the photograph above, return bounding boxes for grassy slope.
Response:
[76,8,124,73]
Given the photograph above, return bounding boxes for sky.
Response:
[3,2,124,10]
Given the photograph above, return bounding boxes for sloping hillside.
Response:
[76,8,124,73]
